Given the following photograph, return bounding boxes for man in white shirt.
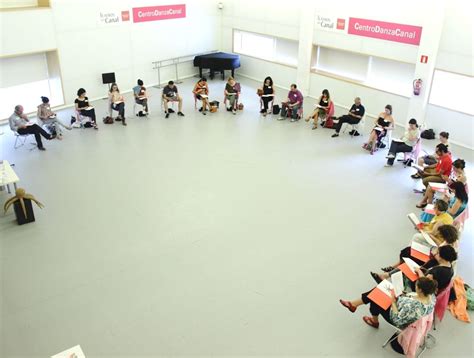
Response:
[9,105,55,151]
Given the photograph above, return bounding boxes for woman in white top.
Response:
[385,118,420,166]
[37,96,71,139]
[109,83,126,126]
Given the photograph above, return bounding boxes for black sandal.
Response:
[370,271,382,284]
[381,266,395,273]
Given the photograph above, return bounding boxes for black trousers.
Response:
[17,124,51,148]
[135,98,148,112]
[361,289,393,323]
[334,115,361,133]
[80,109,96,123]
[112,102,125,118]
[261,96,273,111]
[387,142,413,165]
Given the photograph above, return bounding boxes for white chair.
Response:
[13,132,35,150]
[342,116,365,137]
[133,101,149,116]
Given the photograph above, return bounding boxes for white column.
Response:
[296,5,316,96]
[406,0,446,128]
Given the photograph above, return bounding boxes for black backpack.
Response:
[272,104,280,115]
[421,129,435,140]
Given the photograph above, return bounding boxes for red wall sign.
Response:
[348,17,423,45]
[337,18,346,30]
[133,4,186,23]
[420,55,428,63]
[121,11,130,21]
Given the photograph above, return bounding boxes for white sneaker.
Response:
[386,153,395,159]
[232,110,236,115]
[72,122,81,128]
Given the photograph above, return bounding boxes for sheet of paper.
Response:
[424,204,435,215]
[429,182,448,192]
[374,127,383,131]
[378,279,394,296]
[51,344,85,358]
[411,241,431,255]
[420,230,437,247]
[391,138,404,142]
[403,257,421,273]
[391,271,404,297]
[412,164,424,171]
[407,213,421,227]
[199,94,208,98]
[398,263,418,281]
[85,106,94,110]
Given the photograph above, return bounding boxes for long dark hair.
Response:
[109,83,119,93]
[263,76,273,87]
[451,181,468,203]
[322,89,330,100]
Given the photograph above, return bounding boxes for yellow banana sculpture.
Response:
[4,188,44,218]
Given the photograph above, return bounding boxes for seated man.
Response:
[9,105,55,151]
[413,143,452,187]
[278,84,303,122]
[162,80,184,118]
[133,79,149,115]
[331,97,365,137]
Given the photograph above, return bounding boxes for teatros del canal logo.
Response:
[316,15,335,30]
[99,11,120,24]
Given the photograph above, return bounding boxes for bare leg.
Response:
[163,98,169,112]
[178,96,183,112]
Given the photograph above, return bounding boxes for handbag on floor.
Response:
[272,104,280,115]
[103,116,114,124]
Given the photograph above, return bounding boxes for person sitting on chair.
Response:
[163,80,184,118]
[37,96,71,140]
[339,276,436,329]
[331,97,365,137]
[108,83,126,126]
[9,105,55,151]
[385,118,420,166]
[415,132,449,169]
[362,105,394,154]
[413,200,453,246]
[305,89,331,129]
[377,224,459,272]
[416,159,467,208]
[224,77,241,115]
[193,78,210,115]
[371,245,457,293]
[419,181,468,223]
[412,144,452,188]
[133,79,149,115]
[74,88,98,129]
[278,84,303,122]
[259,76,275,116]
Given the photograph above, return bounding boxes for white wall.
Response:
[0,0,221,106]
[221,0,474,149]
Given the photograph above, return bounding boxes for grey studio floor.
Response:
[0,77,473,358]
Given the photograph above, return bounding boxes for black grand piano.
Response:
[193,52,240,79]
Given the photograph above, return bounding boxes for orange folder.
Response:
[398,263,418,281]
[367,287,392,310]
[410,248,430,263]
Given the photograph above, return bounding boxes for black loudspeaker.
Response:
[102,72,116,84]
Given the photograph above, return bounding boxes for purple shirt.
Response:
[288,90,303,104]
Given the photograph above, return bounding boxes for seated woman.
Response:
[378,224,459,272]
[74,88,98,129]
[133,79,149,115]
[362,105,394,154]
[193,78,210,115]
[416,199,453,242]
[305,89,333,129]
[416,159,467,208]
[372,245,457,294]
[224,77,241,115]
[385,118,420,166]
[339,276,437,329]
[258,76,275,116]
[109,83,126,126]
[414,132,450,171]
[37,96,71,140]
[420,181,468,223]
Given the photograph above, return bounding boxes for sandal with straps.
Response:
[381,266,395,273]
[363,316,379,328]
[339,299,357,313]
